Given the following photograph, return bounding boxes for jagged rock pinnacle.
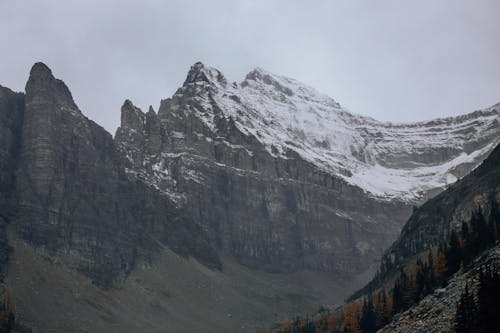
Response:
[120,99,144,130]
[29,62,53,79]
[122,99,135,109]
[25,62,77,109]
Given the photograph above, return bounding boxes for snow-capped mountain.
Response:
[159,62,500,202]
[114,61,500,280]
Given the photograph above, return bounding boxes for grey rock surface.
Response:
[117,96,411,279]
[12,63,220,288]
[115,62,499,279]
[0,85,24,281]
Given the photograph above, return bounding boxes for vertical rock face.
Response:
[0,86,24,280]
[115,101,165,173]
[0,86,24,214]
[13,63,219,288]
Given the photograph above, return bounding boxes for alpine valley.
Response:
[0,62,499,332]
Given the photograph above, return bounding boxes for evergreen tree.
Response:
[434,245,448,284]
[477,264,500,332]
[359,295,376,333]
[414,259,427,301]
[427,249,436,288]
[489,197,500,241]
[392,268,412,314]
[446,230,462,277]
[454,283,477,333]
[475,208,494,253]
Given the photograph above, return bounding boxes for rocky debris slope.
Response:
[7,63,219,288]
[115,62,499,277]
[378,245,500,333]
[5,229,362,333]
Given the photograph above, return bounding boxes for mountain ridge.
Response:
[134,61,500,202]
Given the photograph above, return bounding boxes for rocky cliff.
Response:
[382,136,500,269]
[121,63,499,202]
[115,62,500,278]
[0,85,24,281]
[8,63,219,289]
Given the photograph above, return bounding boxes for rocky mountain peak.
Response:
[140,63,500,203]
[120,99,145,131]
[29,62,53,79]
[183,61,227,88]
[25,62,77,111]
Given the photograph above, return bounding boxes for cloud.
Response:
[1,0,499,133]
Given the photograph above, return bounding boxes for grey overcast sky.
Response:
[1,1,499,133]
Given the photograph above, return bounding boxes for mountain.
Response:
[0,62,498,332]
[115,62,499,277]
[123,62,499,202]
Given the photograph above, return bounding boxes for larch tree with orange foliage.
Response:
[433,248,447,282]
[327,312,339,331]
[341,301,361,333]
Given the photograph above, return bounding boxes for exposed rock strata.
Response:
[0,85,24,281]
[11,63,219,288]
[115,62,499,277]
